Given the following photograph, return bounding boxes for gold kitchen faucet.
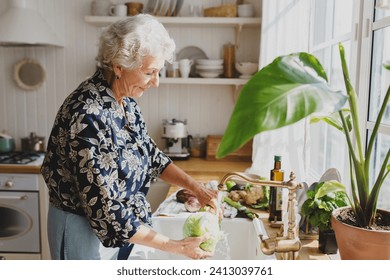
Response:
[218,171,303,260]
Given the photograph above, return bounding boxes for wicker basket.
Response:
[204,4,237,17]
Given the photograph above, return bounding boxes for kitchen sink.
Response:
[127,216,276,260]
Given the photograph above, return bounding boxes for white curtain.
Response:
[246,0,312,184]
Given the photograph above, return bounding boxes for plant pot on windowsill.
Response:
[331,207,390,260]
[318,229,338,254]
[300,181,348,255]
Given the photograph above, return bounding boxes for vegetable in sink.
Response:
[182,211,221,252]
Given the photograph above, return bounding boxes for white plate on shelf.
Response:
[196,65,223,71]
[167,0,177,16]
[177,46,208,77]
[145,0,157,14]
[158,0,170,16]
[196,59,223,66]
[238,74,253,79]
[197,71,222,78]
[152,0,161,15]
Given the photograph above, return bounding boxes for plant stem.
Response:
[366,147,390,224]
[338,44,370,213]
[365,86,390,174]
[339,44,365,164]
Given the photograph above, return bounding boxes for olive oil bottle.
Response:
[268,155,284,222]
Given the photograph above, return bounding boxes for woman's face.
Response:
[113,55,164,101]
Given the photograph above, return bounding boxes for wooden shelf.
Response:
[84,15,261,27]
[84,15,259,87]
[159,77,249,86]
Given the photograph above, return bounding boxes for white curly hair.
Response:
[96,14,176,72]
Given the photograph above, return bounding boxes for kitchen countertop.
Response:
[170,157,340,260]
[0,164,41,174]
[1,156,339,259]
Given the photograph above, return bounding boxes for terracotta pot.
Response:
[331,206,390,260]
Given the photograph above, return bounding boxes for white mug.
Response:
[109,4,127,17]
[179,59,193,78]
[91,0,111,16]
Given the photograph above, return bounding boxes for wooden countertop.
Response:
[0,164,41,174]
[170,157,339,260]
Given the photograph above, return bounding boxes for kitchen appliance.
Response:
[21,132,45,152]
[0,0,63,47]
[0,132,15,153]
[0,151,44,165]
[162,119,190,159]
[0,151,45,259]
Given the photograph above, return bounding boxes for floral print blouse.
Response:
[41,69,171,248]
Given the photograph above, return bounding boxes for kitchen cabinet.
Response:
[0,165,50,260]
[84,15,262,87]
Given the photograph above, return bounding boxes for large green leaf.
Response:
[216,53,348,159]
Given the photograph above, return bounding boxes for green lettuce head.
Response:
[182,212,220,252]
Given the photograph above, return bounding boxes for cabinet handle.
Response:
[4,180,13,188]
[0,195,28,200]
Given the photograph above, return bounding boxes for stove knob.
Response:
[4,180,13,188]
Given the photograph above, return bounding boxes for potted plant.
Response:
[301,182,349,254]
[216,43,390,259]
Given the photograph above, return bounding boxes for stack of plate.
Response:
[145,0,184,17]
[195,59,224,78]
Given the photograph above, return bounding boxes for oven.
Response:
[0,152,45,259]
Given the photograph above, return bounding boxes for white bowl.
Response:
[235,62,258,78]
[196,64,223,70]
[196,59,224,66]
[198,71,222,78]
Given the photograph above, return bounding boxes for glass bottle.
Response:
[268,155,284,222]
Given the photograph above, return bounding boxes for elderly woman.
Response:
[41,14,217,260]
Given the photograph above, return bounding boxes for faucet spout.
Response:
[219,171,304,260]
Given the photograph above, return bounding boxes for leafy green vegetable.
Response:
[225,180,237,192]
[250,185,270,210]
[223,196,258,219]
[182,212,220,252]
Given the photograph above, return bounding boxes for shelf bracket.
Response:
[232,84,242,103]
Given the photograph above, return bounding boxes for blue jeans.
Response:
[47,205,103,260]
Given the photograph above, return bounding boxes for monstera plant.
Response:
[217,43,390,240]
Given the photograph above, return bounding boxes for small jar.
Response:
[190,136,206,158]
[167,61,179,77]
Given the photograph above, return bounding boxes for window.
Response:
[309,0,390,210]
[308,0,355,183]
[365,1,390,210]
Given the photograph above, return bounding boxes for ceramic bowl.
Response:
[238,4,254,17]
[196,59,223,66]
[197,71,222,78]
[235,62,258,78]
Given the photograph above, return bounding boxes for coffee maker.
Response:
[162,119,190,160]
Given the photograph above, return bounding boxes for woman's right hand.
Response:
[176,234,214,259]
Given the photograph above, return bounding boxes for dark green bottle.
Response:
[268,155,284,222]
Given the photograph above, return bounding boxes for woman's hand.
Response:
[176,234,214,259]
[192,183,218,213]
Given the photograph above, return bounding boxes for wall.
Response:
[0,0,99,149]
[0,0,261,150]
